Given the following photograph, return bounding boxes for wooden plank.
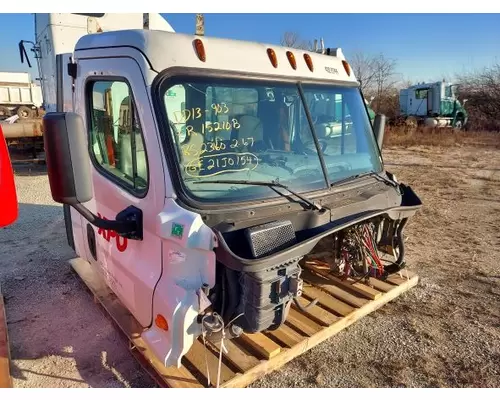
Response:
[239,332,281,360]
[264,324,304,348]
[305,263,382,300]
[207,338,260,373]
[301,269,368,308]
[349,280,384,299]
[183,339,235,387]
[292,296,339,326]
[132,337,203,388]
[0,286,13,389]
[364,277,397,293]
[221,274,419,388]
[302,285,354,317]
[286,308,322,337]
[385,269,416,285]
[70,258,203,388]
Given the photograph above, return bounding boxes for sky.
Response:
[0,13,499,84]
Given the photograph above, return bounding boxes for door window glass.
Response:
[88,80,148,194]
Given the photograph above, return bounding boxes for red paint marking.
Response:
[97,212,128,252]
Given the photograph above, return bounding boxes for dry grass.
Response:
[383,126,500,149]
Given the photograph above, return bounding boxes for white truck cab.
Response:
[36,13,422,369]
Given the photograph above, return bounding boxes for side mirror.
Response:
[43,112,93,205]
[373,114,386,151]
[42,112,143,241]
[0,125,18,227]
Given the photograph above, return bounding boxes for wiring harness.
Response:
[337,221,386,282]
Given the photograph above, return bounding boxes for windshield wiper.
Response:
[331,170,399,189]
[193,179,324,211]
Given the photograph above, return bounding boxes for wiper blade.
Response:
[331,171,399,189]
[193,179,324,211]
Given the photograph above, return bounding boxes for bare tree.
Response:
[280,31,313,50]
[373,54,398,99]
[350,52,378,93]
[456,63,500,131]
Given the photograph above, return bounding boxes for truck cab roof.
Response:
[74,29,358,85]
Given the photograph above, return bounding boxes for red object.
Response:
[0,124,18,227]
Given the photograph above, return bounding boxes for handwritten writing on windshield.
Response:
[173,103,229,124]
[181,137,255,157]
[185,152,259,178]
[185,118,241,137]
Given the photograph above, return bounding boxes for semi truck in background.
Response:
[396,80,468,129]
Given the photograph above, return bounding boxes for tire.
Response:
[16,105,34,119]
[0,106,11,119]
[453,117,464,130]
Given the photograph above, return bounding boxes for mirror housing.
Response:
[373,114,386,151]
[42,112,93,205]
[0,125,18,227]
[42,112,143,241]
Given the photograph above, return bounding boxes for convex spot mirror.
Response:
[42,112,93,205]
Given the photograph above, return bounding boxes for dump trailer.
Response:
[0,72,43,120]
[36,13,422,387]
[0,71,44,156]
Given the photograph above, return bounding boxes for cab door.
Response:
[74,54,165,328]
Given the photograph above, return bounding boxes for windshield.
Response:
[160,76,383,203]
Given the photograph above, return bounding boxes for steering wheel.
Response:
[302,138,329,154]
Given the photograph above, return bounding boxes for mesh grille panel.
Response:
[244,220,296,258]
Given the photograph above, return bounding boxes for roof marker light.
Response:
[193,38,206,62]
[342,60,351,76]
[304,53,314,72]
[286,51,297,70]
[267,48,278,68]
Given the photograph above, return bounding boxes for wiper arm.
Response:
[331,170,400,190]
[193,179,324,211]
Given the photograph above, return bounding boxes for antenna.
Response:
[196,13,205,36]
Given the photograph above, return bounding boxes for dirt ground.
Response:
[1,144,499,388]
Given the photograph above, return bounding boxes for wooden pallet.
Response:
[69,257,419,388]
[0,284,13,388]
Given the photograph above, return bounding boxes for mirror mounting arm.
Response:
[73,204,143,240]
